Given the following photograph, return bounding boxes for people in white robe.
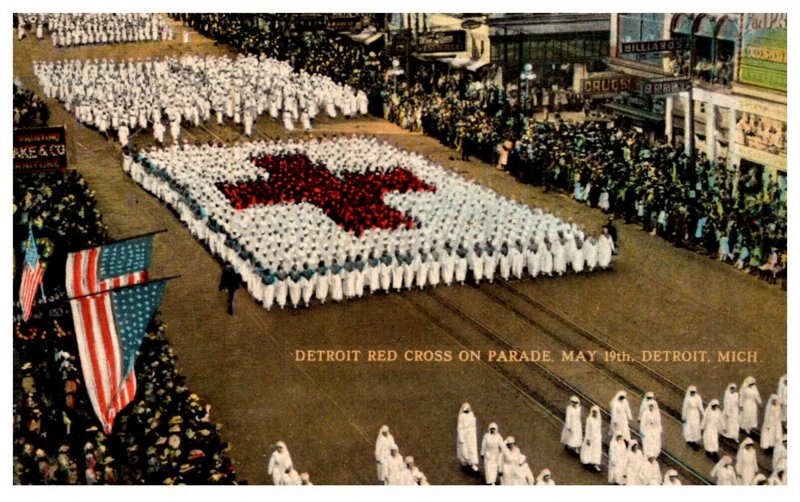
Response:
[374,425,395,482]
[767,469,786,485]
[536,468,555,485]
[639,456,662,485]
[760,394,783,450]
[480,422,505,485]
[624,440,645,486]
[518,456,535,485]
[638,392,657,434]
[580,405,602,472]
[561,396,583,455]
[401,456,429,485]
[609,391,632,441]
[597,234,613,269]
[382,444,405,485]
[280,467,302,485]
[739,376,762,435]
[640,401,662,459]
[701,399,722,460]
[772,435,787,475]
[735,437,759,485]
[776,374,787,425]
[267,441,293,485]
[499,436,524,485]
[123,136,611,310]
[682,385,704,448]
[30,13,173,47]
[710,455,737,485]
[662,469,681,485]
[456,402,479,471]
[721,383,740,441]
[608,431,628,485]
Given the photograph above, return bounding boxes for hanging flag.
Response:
[65,235,153,298]
[19,224,44,322]
[69,279,168,433]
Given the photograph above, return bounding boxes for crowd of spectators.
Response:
[13,89,240,485]
[14,82,50,127]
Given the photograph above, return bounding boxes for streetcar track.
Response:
[401,290,712,485]
[490,278,767,455]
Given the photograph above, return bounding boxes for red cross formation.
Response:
[216,153,437,236]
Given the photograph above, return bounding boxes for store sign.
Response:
[13,126,68,172]
[417,30,466,53]
[326,14,363,32]
[293,14,326,32]
[620,38,689,54]
[581,74,639,95]
[643,77,691,95]
[739,13,787,92]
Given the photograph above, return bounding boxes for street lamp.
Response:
[520,63,536,113]
[392,58,401,94]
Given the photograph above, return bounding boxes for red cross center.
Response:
[216,153,437,236]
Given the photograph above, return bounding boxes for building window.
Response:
[619,13,665,65]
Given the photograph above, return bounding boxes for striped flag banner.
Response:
[69,279,168,433]
[65,235,154,298]
[19,224,44,322]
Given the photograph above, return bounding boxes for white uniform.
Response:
[735,438,758,485]
[739,377,762,433]
[700,400,722,454]
[580,406,602,467]
[374,427,395,482]
[681,386,704,443]
[560,399,582,450]
[267,442,293,485]
[456,403,479,469]
[721,384,740,440]
[480,425,504,485]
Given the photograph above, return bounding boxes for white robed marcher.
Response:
[517,456,535,485]
[662,469,681,485]
[609,391,632,441]
[274,277,288,309]
[739,376,762,434]
[552,240,566,275]
[772,435,787,474]
[301,275,314,306]
[499,437,523,485]
[681,386,704,445]
[597,232,613,269]
[498,252,511,280]
[710,456,737,485]
[540,245,554,276]
[700,399,722,456]
[760,394,783,450]
[721,383,740,440]
[455,252,468,284]
[580,405,602,471]
[456,403,479,471]
[583,238,597,271]
[624,440,645,486]
[536,468,555,485]
[526,245,540,278]
[441,251,455,285]
[330,267,344,302]
[483,251,497,283]
[736,438,759,484]
[315,270,330,304]
[288,276,302,308]
[639,456,662,485]
[608,432,628,484]
[267,441,293,485]
[640,401,662,459]
[470,250,484,283]
[428,253,441,287]
[638,392,657,433]
[571,243,585,273]
[282,110,295,132]
[560,397,582,453]
[480,423,504,485]
[776,374,787,424]
[510,246,525,279]
[379,259,392,291]
[374,425,395,482]
[382,446,405,485]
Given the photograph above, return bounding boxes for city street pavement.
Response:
[12,19,786,485]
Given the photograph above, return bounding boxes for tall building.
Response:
[606,13,786,194]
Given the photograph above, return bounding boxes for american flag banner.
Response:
[19,224,44,322]
[69,279,167,433]
[65,235,153,298]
